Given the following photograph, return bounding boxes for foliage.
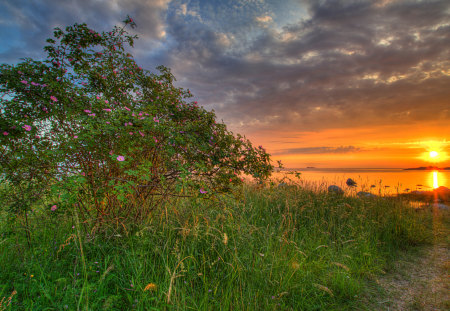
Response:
[0,17,273,226]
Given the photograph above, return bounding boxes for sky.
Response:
[1,0,449,168]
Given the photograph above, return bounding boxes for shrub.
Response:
[0,17,273,228]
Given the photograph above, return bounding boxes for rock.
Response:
[278,182,288,188]
[346,178,357,187]
[328,185,344,195]
[435,203,449,210]
[357,191,377,198]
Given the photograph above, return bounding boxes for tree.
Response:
[0,17,273,228]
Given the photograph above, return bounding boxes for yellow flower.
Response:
[143,283,157,291]
[30,275,34,278]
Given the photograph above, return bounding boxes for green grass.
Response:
[0,183,433,310]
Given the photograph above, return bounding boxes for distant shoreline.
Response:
[403,166,450,171]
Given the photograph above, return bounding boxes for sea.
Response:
[272,168,450,195]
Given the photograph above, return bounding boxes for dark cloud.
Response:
[158,0,450,133]
[0,0,169,63]
[1,0,449,136]
[275,145,361,155]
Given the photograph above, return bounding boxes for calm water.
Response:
[273,168,450,194]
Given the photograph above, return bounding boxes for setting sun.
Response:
[430,151,439,158]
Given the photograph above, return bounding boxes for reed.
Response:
[0,182,435,310]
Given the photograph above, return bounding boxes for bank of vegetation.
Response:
[0,18,436,310]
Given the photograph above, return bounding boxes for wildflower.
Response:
[143,283,157,291]
[139,131,145,137]
[20,80,28,84]
[50,96,58,102]
[22,125,32,131]
[129,132,133,135]
[117,155,125,161]
[103,108,112,112]
[124,106,131,111]
[109,150,114,155]
[105,100,109,104]
[84,109,91,113]
[31,81,39,86]
[199,188,207,194]
[96,95,100,100]
[74,135,78,138]
[223,233,228,245]
[51,205,57,211]
[88,113,96,117]
[3,131,8,135]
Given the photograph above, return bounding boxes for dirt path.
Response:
[372,206,449,310]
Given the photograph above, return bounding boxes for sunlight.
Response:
[419,141,449,163]
[429,151,438,158]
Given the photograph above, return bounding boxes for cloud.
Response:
[163,0,450,134]
[1,0,449,139]
[275,145,361,155]
[0,0,170,63]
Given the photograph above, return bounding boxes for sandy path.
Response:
[373,206,449,310]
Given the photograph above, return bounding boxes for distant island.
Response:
[404,166,450,171]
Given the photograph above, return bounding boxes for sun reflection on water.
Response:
[432,171,438,189]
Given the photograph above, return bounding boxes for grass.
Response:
[0,182,434,310]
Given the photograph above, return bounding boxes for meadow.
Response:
[0,20,442,311]
[0,180,435,310]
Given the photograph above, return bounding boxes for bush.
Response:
[0,17,273,228]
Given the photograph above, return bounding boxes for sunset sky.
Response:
[1,0,449,168]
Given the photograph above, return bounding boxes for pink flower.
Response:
[139,131,145,137]
[22,125,32,131]
[3,131,8,135]
[96,95,101,100]
[84,110,91,113]
[124,107,131,111]
[109,150,114,155]
[199,188,207,194]
[106,121,110,124]
[50,96,58,102]
[31,82,39,86]
[81,172,85,176]
[153,137,158,143]
[117,155,125,161]
[74,135,78,138]
[105,100,109,104]
[88,113,96,117]
[153,117,159,123]
[103,108,112,112]
[20,80,28,84]
[129,132,133,135]
[51,205,57,211]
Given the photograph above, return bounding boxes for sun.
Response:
[429,151,439,158]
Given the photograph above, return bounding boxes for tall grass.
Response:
[0,182,433,310]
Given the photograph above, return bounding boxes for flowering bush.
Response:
[0,17,273,226]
